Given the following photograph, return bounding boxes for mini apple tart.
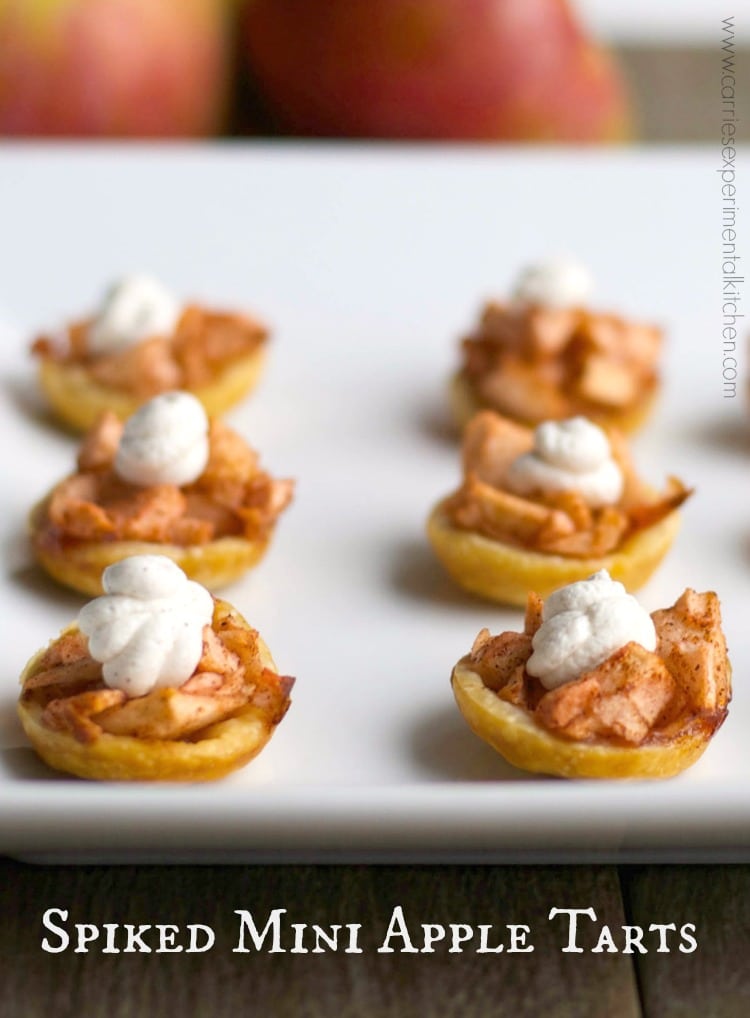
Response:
[427,410,689,605]
[18,557,293,781]
[30,391,294,595]
[31,275,269,430]
[452,258,661,433]
[451,571,731,779]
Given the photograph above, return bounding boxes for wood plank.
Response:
[0,859,639,1017]
[615,46,750,143]
[623,865,750,1017]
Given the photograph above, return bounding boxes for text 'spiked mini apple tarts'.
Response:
[451,571,731,780]
[31,275,269,430]
[30,391,294,595]
[427,410,689,605]
[18,556,293,781]
[452,258,662,433]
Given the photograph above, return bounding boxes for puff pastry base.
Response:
[426,499,681,606]
[18,600,291,782]
[451,658,728,780]
[37,345,266,432]
[29,498,271,596]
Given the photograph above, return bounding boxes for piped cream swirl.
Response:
[512,257,593,309]
[505,416,623,509]
[114,391,210,487]
[526,570,657,690]
[88,275,181,355]
[78,555,214,698]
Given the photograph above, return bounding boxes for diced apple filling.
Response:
[469,590,730,747]
[461,301,661,422]
[443,411,689,558]
[22,619,288,745]
[39,414,293,547]
[32,306,267,397]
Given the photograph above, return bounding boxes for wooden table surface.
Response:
[3,47,749,1017]
[3,858,750,1016]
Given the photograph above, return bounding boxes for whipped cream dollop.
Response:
[115,391,210,487]
[88,275,182,355]
[505,416,623,509]
[78,556,214,698]
[526,570,656,690]
[512,257,593,310]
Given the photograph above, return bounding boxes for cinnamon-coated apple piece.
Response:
[452,577,731,779]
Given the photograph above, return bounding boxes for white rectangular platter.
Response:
[0,144,748,861]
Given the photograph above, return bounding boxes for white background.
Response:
[0,145,748,860]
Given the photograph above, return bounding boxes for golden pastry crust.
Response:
[451,589,730,780]
[29,506,270,597]
[32,305,268,431]
[36,346,266,433]
[451,663,723,779]
[427,498,682,606]
[18,599,293,782]
[453,300,661,433]
[29,415,294,595]
[427,411,688,605]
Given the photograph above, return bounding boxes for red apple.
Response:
[0,0,231,137]
[242,0,631,141]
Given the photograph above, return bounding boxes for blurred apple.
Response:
[0,0,231,136]
[242,0,631,141]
